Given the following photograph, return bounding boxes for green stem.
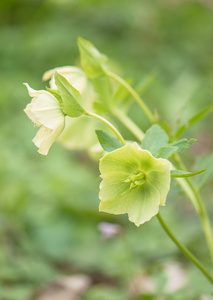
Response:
[173,154,213,261]
[112,106,213,260]
[157,213,213,284]
[85,111,126,146]
[105,70,156,123]
[105,71,213,261]
[112,108,144,142]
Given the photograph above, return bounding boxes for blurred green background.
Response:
[0,0,213,299]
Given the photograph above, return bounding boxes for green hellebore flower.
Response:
[99,143,172,226]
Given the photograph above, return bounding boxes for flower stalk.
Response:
[105,70,156,123]
[85,111,126,146]
[157,212,213,284]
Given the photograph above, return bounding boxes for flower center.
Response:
[124,170,146,189]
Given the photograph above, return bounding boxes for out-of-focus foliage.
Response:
[0,0,213,299]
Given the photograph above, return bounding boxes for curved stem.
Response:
[111,108,144,142]
[85,111,126,146]
[173,154,213,261]
[157,213,213,284]
[105,70,156,123]
[112,105,213,260]
[105,71,213,261]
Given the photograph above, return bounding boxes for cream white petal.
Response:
[42,66,82,81]
[24,83,46,97]
[31,93,64,129]
[37,120,65,155]
[24,99,40,124]
[32,126,52,148]
[48,68,87,94]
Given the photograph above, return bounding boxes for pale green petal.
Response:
[99,143,141,179]
[99,179,129,203]
[147,169,171,206]
[99,143,171,226]
[126,185,160,226]
[99,181,160,226]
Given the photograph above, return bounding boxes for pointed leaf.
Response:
[155,146,178,159]
[169,138,196,153]
[46,87,63,105]
[96,130,123,152]
[171,169,206,178]
[78,37,108,79]
[55,72,85,117]
[175,104,213,138]
[141,124,168,155]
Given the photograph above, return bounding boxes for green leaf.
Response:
[194,153,213,190]
[96,130,123,152]
[175,103,213,138]
[171,169,206,178]
[141,124,168,155]
[155,146,178,159]
[46,87,63,105]
[78,37,108,79]
[169,138,196,153]
[54,72,85,117]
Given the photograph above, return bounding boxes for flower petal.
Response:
[42,66,82,81]
[24,83,45,97]
[99,143,141,180]
[33,126,52,148]
[127,185,160,226]
[99,143,172,226]
[31,93,64,129]
[34,120,65,155]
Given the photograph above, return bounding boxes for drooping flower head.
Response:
[43,66,94,109]
[99,143,172,226]
[24,84,65,155]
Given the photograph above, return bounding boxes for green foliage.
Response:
[78,37,108,79]
[169,138,196,153]
[1,0,213,298]
[46,87,63,105]
[55,72,85,117]
[95,130,122,152]
[171,169,206,178]
[175,104,213,139]
[141,124,168,154]
[155,146,178,159]
[142,125,196,159]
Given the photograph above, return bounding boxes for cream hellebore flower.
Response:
[99,143,172,226]
[42,66,100,152]
[43,66,93,104]
[24,84,65,155]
